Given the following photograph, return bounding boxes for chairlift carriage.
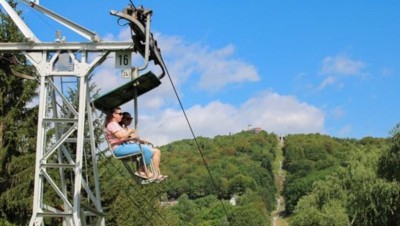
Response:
[92,70,162,184]
[92,4,165,185]
[0,0,168,225]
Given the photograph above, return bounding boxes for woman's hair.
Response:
[104,107,121,127]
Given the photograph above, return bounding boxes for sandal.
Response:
[149,174,168,182]
[134,171,153,179]
[158,174,168,179]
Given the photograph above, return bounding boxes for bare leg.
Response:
[150,148,168,181]
[137,147,166,181]
[151,148,161,173]
[137,165,153,178]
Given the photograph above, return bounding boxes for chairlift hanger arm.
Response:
[110,6,151,72]
[110,5,152,41]
[110,5,167,79]
[21,0,100,42]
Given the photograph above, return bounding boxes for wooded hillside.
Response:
[2,120,400,225]
[98,130,279,226]
[283,131,400,226]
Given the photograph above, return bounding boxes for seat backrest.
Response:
[103,124,157,184]
[103,127,143,160]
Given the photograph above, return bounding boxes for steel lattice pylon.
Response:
[28,48,108,226]
[0,0,166,225]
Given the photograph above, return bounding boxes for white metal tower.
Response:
[0,1,165,225]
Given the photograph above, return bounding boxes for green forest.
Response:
[284,130,400,226]
[96,131,278,226]
[2,108,400,226]
[2,1,400,225]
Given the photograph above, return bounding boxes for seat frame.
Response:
[106,135,155,185]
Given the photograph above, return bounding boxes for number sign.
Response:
[115,51,131,68]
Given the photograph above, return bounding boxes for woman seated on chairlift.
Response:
[104,107,167,181]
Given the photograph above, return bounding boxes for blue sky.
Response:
[14,0,400,145]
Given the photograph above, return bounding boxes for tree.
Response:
[288,131,400,226]
[0,0,39,224]
[291,177,348,226]
[228,206,268,226]
[377,132,400,182]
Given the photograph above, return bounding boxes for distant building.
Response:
[229,195,238,206]
[248,127,263,134]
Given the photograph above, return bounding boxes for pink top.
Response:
[106,121,126,149]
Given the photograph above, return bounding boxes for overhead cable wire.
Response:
[160,56,230,218]
[19,2,58,35]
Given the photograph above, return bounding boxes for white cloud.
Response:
[337,125,352,137]
[381,68,393,77]
[197,45,259,91]
[317,76,336,91]
[94,28,261,110]
[316,54,367,90]
[92,62,121,94]
[322,55,366,75]
[101,29,260,93]
[331,106,345,119]
[155,33,260,92]
[241,91,325,135]
[140,91,325,146]
[93,29,325,146]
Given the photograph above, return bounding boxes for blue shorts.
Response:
[114,143,154,165]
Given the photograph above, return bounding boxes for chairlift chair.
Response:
[92,3,168,185]
[92,71,161,184]
[105,134,154,185]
